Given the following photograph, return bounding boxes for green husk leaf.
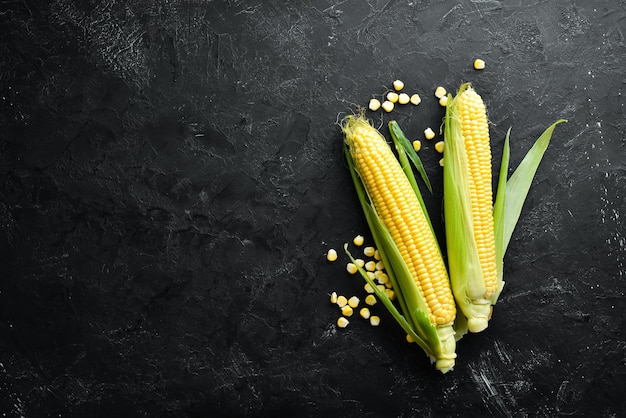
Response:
[501,119,567,253]
[492,128,511,302]
[389,120,433,193]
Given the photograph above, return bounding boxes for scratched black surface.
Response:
[1,0,625,416]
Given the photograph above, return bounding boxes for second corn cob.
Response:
[444,83,501,333]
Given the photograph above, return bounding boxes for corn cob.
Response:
[343,115,456,372]
[443,83,500,333]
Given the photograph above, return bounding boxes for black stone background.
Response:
[1,0,625,416]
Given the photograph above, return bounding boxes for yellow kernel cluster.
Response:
[327,236,397,329]
[367,79,422,114]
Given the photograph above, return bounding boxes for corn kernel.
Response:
[364,283,375,294]
[412,140,421,152]
[373,250,381,260]
[336,295,348,307]
[393,79,404,91]
[337,317,349,328]
[439,157,444,167]
[434,86,447,98]
[375,271,389,284]
[326,248,338,262]
[365,261,376,271]
[381,100,394,112]
[359,307,371,319]
[398,93,410,105]
[375,260,385,271]
[424,128,436,140]
[384,279,393,289]
[376,284,385,292]
[365,294,377,306]
[341,305,354,317]
[355,258,365,268]
[368,98,381,111]
[353,235,365,246]
[370,316,381,326]
[406,334,415,343]
[348,296,360,308]
[363,246,376,257]
[346,263,357,274]
[384,289,395,300]
[473,58,486,70]
[386,92,399,103]
[367,271,375,280]
[435,141,444,153]
[410,93,421,105]
[330,291,338,304]
[439,95,448,107]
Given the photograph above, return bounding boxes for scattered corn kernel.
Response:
[473,58,486,70]
[398,93,410,105]
[368,98,381,111]
[330,291,338,304]
[348,296,360,308]
[410,93,421,105]
[353,235,365,246]
[337,317,349,328]
[439,157,444,167]
[367,271,376,280]
[336,295,348,307]
[375,260,385,271]
[412,140,422,152]
[365,294,377,306]
[381,100,394,112]
[363,246,376,257]
[326,248,338,262]
[370,316,381,326]
[384,280,393,289]
[373,250,381,260]
[434,86,447,98]
[375,271,389,284]
[341,305,354,317]
[439,95,449,107]
[386,92,399,103]
[424,128,436,140]
[384,288,396,300]
[364,283,375,294]
[435,141,444,153]
[355,258,365,268]
[360,307,371,319]
[365,260,376,271]
[393,79,404,91]
[346,263,358,274]
[406,334,415,343]
[376,284,386,292]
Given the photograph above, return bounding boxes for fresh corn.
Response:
[343,114,456,372]
[443,83,499,333]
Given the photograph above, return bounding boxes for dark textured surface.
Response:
[1,0,625,416]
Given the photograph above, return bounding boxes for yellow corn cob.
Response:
[348,122,455,325]
[455,86,498,298]
[343,116,456,371]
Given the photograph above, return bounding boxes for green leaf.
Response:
[389,121,433,193]
[492,128,510,302]
[502,120,567,253]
